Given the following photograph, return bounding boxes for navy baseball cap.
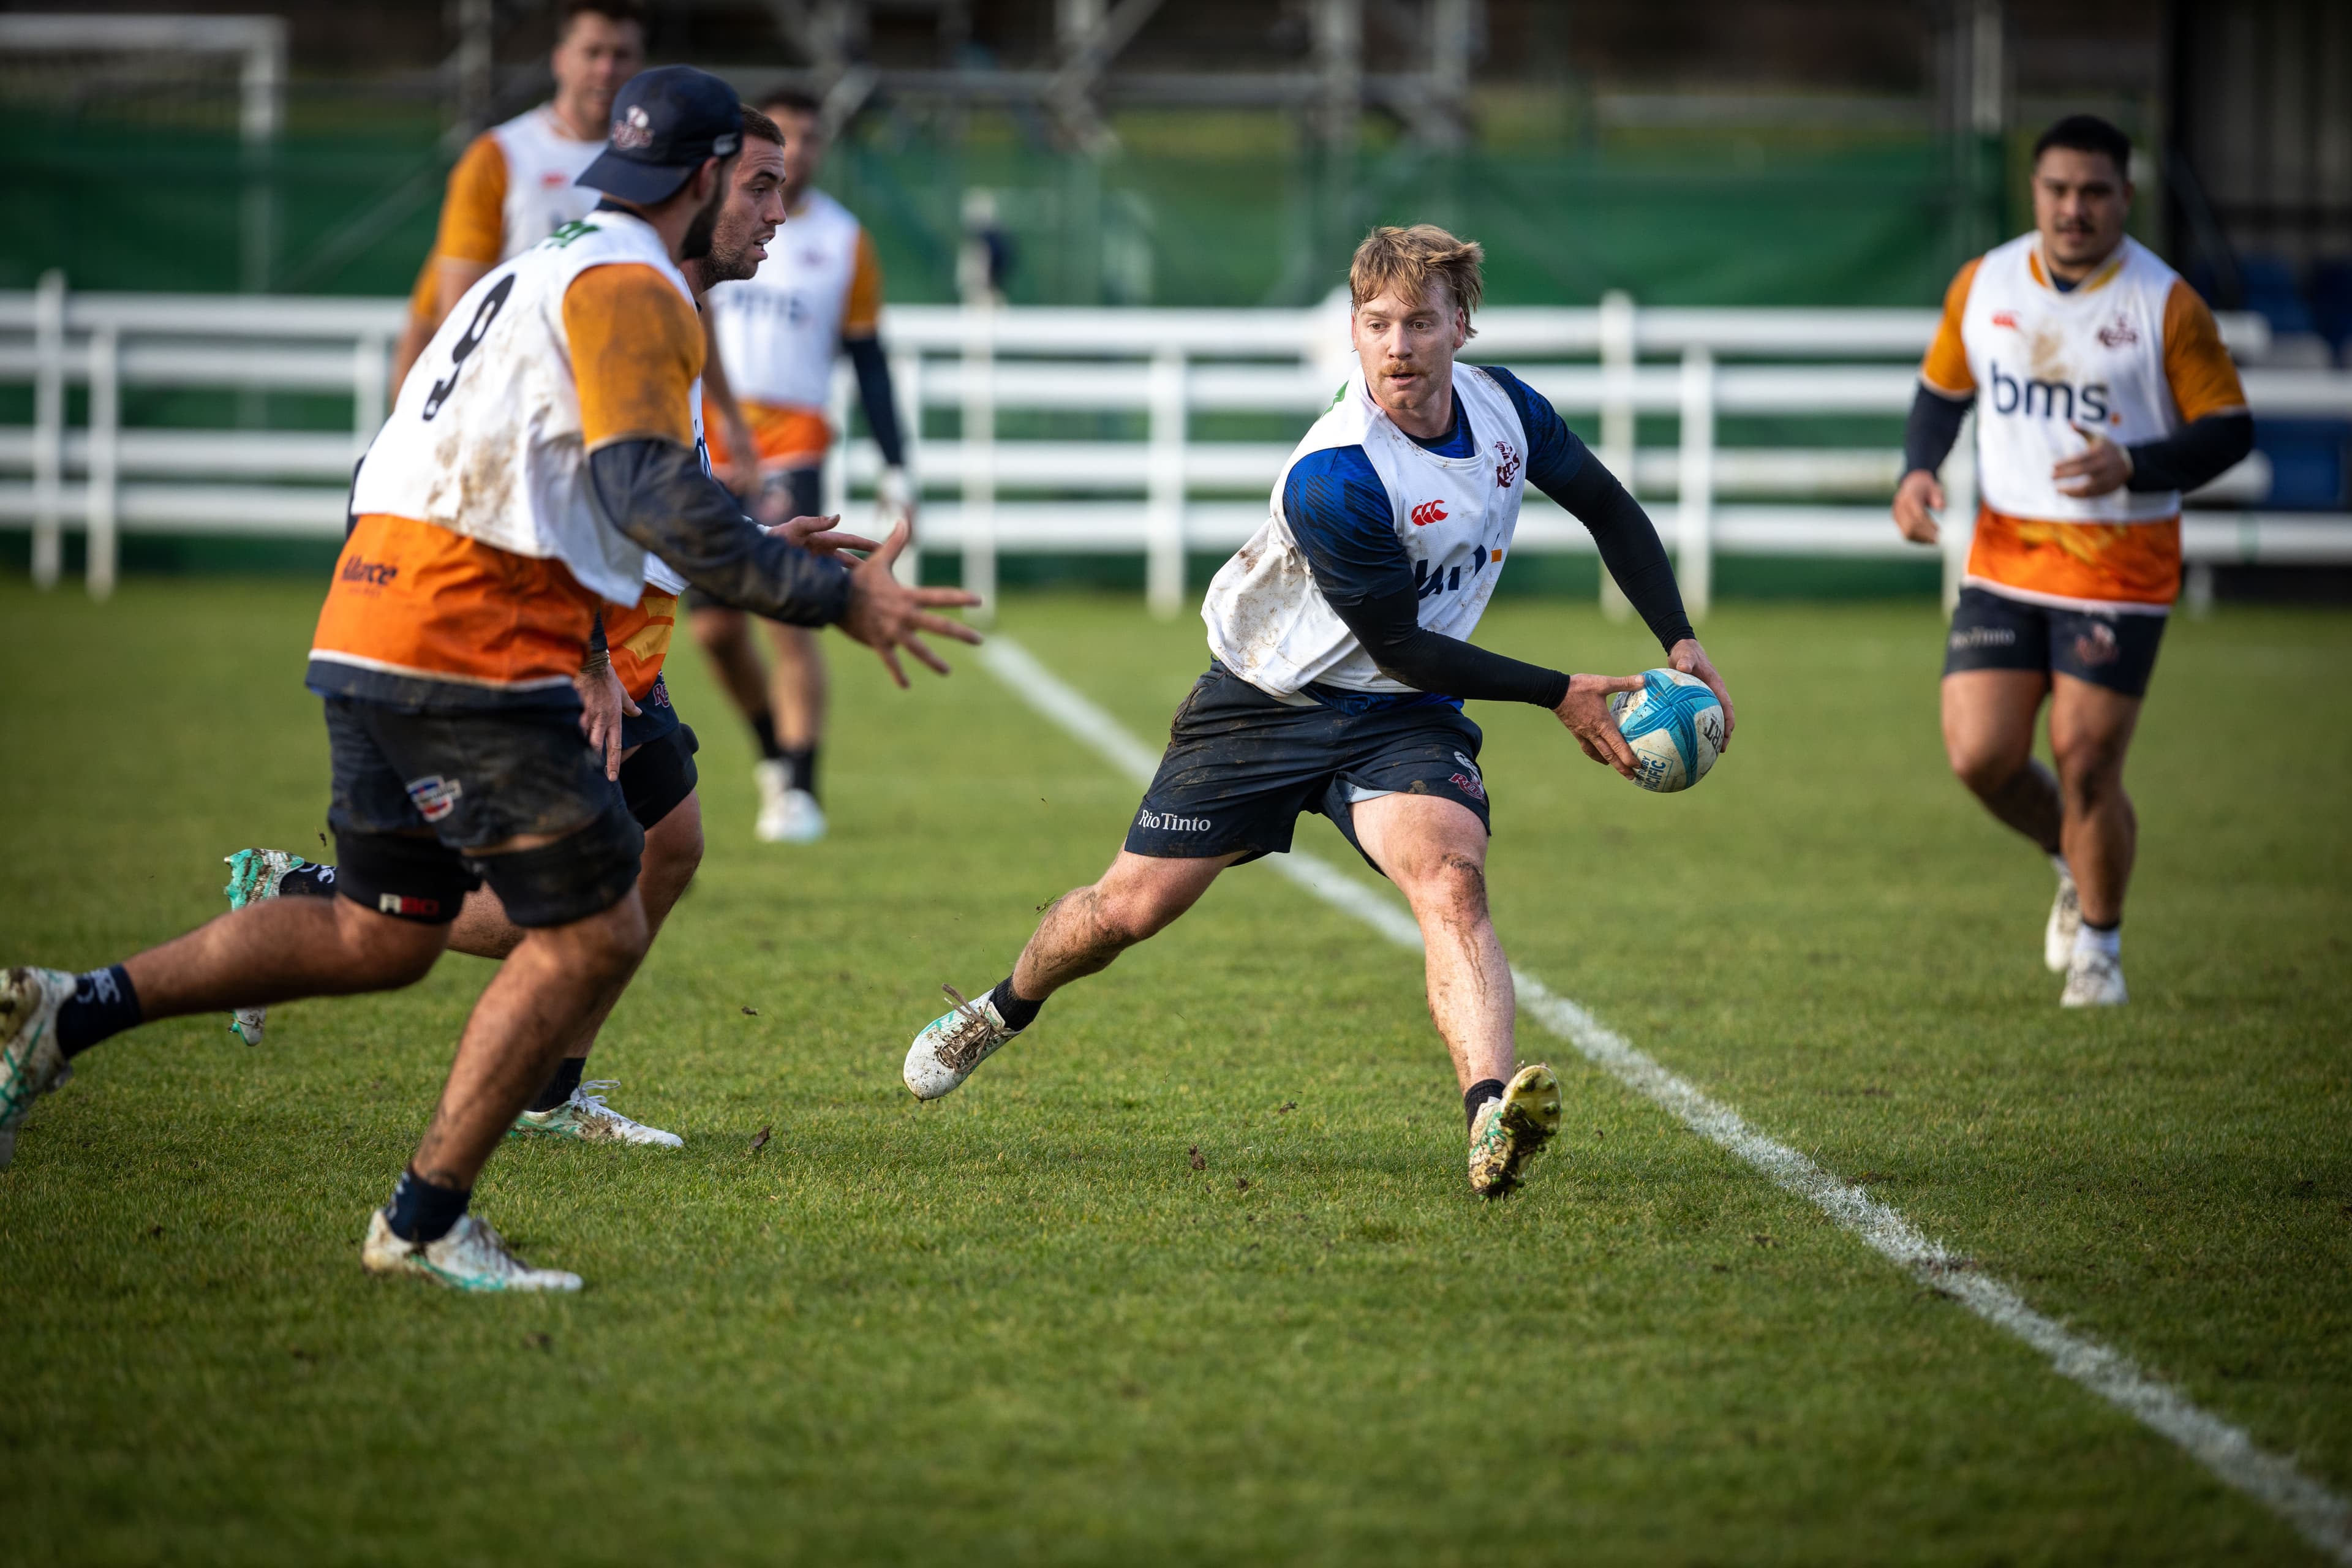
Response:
[577,66,742,205]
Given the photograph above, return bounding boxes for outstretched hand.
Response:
[836,518,983,685]
[1667,636,1737,752]
[764,513,881,560]
[1554,672,1648,779]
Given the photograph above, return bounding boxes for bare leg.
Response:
[1350,794,1514,1091]
[410,888,650,1188]
[123,897,447,1017]
[1942,669,2063,854]
[761,622,828,756]
[2047,676,2143,928]
[1009,850,1243,1000]
[688,606,773,729]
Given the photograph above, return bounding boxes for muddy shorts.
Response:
[1124,662,1491,873]
[1943,586,2167,698]
[682,467,823,613]
[323,697,643,928]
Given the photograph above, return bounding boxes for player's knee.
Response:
[2052,736,2125,802]
[1946,734,2029,798]
[330,902,444,987]
[1413,853,1489,924]
[689,608,746,654]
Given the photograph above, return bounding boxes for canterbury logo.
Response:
[1409,500,1448,527]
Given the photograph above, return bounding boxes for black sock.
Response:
[1464,1078,1506,1131]
[782,744,818,799]
[986,977,1043,1033]
[750,711,787,762]
[279,862,338,899]
[55,965,141,1058]
[527,1056,585,1113]
[383,1166,470,1245]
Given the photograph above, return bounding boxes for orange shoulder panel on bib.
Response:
[601,589,679,701]
[1919,257,1981,396]
[565,265,703,450]
[1966,505,2180,608]
[435,134,509,266]
[312,514,600,692]
[2162,281,2248,423]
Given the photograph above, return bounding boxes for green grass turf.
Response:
[1,575,2346,1565]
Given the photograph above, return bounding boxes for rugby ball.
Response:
[1605,669,1724,793]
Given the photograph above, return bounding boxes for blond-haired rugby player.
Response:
[693,88,915,844]
[0,70,978,1292]
[1894,114,2252,1006]
[219,105,819,1150]
[388,0,646,391]
[901,225,1735,1197]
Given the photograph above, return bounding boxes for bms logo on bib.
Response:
[1986,361,2113,425]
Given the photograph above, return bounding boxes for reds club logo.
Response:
[2097,314,2139,349]
[1491,440,1520,488]
[612,104,655,150]
[2073,622,2120,668]
[1409,500,1448,527]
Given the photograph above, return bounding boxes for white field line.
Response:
[978,633,2352,1564]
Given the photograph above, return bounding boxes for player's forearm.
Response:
[844,336,907,469]
[2125,410,2253,495]
[585,439,851,625]
[1546,459,1695,652]
[1902,383,1973,478]
[1330,586,1571,709]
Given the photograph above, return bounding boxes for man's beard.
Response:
[679,177,728,262]
[703,213,766,282]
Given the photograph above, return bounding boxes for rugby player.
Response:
[902,225,1733,1197]
[0,69,979,1292]
[388,0,646,391]
[1893,115,2253,1006]
[218,104,821,1149]
[692,89,915,843]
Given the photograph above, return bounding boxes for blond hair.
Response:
[1349,224,1484,335]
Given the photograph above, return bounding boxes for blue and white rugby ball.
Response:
[1605,669,1724,793]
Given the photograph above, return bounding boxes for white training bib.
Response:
[1204,364,1529,697]
[706,189,865,412]
[353,209,696,606]
[1960,234,2190,524]
[488,105,608,262]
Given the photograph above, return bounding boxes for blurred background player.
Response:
[221,104,807,1151]
[1893,114,2252,1008]
[695,88,914,844]
[387,0,646,391]
[902,226,1734,1199]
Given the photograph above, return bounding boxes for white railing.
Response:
[5,275,2349,616]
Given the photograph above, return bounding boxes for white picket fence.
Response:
[4,273,2350,614]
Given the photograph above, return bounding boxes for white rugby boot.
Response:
[0,967,76,1170]
[361,1210,582,1292]
[752,761,796,842]
[903,984,1019,1100]
[221,847,317,1044]
[510,1080,683,1147]
[2044,862,2081,974]
[2060,948,2128,1007]
[1467,1063,1563,1197]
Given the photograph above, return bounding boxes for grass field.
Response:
[2,575,2348,1565]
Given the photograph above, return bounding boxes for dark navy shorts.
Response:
[1943,586,2167,698]
[619,669,680,748]
[323,698,643,928]
[1124,663,1491,873]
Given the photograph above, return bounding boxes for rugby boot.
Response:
[752,760,809,843]
[0,967,76,1170]
[2044,865,2081,974]
[1467,1062,1562,1197]
[2060,948,2127,1007]
[221,848,316,1044]
[361,1209,582,1293]
[903,984,1019,1100]
[510,1080,683,1147]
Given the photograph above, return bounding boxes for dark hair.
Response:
[741,105,782,147]
[760,88,823,119]
[2032,115,2132,178]
[560,0,648,37]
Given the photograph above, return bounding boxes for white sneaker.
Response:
[1467,1062,1563,1197]
[510,1080,683,1147]
[2060,948,2128,1007]
[361,1209,582,1292]
[0,967,75,1170]
[754,763,827,844]
[903,984,1019,1101]
[2045,869,2081,974]
[221,847,318,1044]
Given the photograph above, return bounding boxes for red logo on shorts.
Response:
[2073,622,2120,667]
[1410,500,1448,527]
[376,894,442,918]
